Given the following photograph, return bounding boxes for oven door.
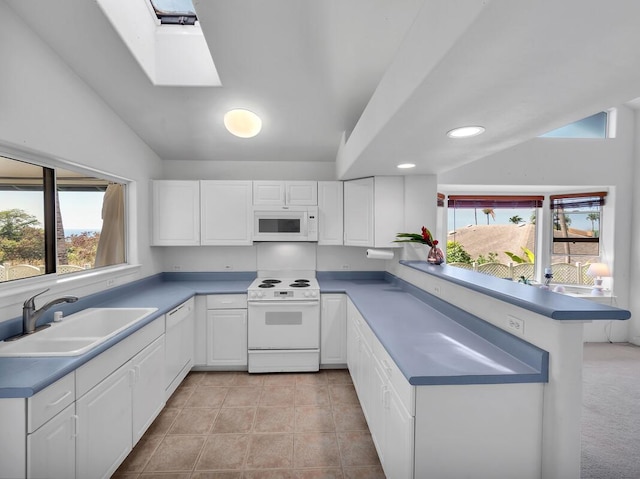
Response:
[248,300,320,349]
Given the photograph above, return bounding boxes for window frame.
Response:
[0,150,132,286]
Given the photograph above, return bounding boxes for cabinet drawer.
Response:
[28,373,75,433]
[207,294,247,309]
[373,339,415,416]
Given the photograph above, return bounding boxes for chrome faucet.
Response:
[23,289,79,335]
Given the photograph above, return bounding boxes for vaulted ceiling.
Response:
[7,0,640,179]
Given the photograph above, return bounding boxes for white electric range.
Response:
[247,274,320,373]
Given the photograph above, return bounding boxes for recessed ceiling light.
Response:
[397,163,416,169]
[447,126,485,138]
[224,109,262,138]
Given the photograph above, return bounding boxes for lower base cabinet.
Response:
[77,334,165,479]
[27,403,76,479]
[205,295,248,368]
[77,360,133,479]
[347,299,414,479]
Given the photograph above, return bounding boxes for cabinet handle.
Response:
[129,369,136,387]
[47,390,72,407]
[383,386,390,409]
[72,415,79,439]
[169,304,186,316]
[382,359,393,378]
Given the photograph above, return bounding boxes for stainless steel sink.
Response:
[0,307,158,357]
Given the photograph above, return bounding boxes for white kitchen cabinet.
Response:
[27,403,76,479]
[201,180,253,245]
[344,176,404,248]
[151,180,200,246]
[320,294,347,365]
[132,336,166,444]
[206,295,248,368]
[76,359,132,479]
[253,181,317,206]
[317,181,343,245]
[77,334,165,479]
[346,298,415,479]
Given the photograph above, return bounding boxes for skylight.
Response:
[149,0,197,25]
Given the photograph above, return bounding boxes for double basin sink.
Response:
[0,307,158,357]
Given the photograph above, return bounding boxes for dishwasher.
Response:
[164,297,195,398]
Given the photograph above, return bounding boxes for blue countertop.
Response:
[0,267,587,397]
[318,272,548,386]
[400,261,631,320]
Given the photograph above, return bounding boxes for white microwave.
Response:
[252,206,318,242]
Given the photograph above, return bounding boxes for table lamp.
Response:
[586,263,611,296]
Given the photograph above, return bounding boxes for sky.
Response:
[448,207,597,232]
[0,190,104,232]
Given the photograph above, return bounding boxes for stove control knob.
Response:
[311,291,318,297]
[250,291,256,299]
[304,291,310,298]
[257,291,264,298]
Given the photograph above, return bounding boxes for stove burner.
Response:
[289,282,310,287]
[261,279,281,284]
[293,279,310,283]
[258,283,275,288]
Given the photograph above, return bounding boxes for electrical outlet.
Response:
[224,265,233,270]
[433,285,441,296]
[341,264,350,270]
[506,315,525,336]
[173,265,181,271]
[106,278,116,288]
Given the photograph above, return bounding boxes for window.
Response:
[550,192,605,284]
[447,196,542,280]
[149,0,197,24]
[0,155,126,283]
[540,112,608,138]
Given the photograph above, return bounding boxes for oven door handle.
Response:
[248,300,319,307]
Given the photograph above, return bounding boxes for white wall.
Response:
[0,2,164,323]
[403,105,636,343]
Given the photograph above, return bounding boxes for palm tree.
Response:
[482,208,495,225]
[509,215,523,224]
[587,212,600,234]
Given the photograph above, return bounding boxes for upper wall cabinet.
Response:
[344,177,404,248]
[253,181,317,206]
[151,180,200,246]
[201,181,253,246]
[318,181,343,245]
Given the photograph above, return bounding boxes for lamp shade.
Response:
[586,263,611,278]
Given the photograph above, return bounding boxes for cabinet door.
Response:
[383,385,415,479]
[201,181,253,245]
[207,309,248,366]
[151,180,200,246]
[346,301,360,387]
[286,181,317,205]
[320,294,347,364]
[373,176,404,248]
[77,362,132,479]
[27,403,76,479]
[253,181,285,205]
[317,181,343,245]
[132,336,165,444]
[344,178,374,247]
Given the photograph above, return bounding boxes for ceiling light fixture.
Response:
[397,163,416,169]
[224,109,262,138]
[447,126,485,138]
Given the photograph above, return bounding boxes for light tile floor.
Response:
[113,369,385,479]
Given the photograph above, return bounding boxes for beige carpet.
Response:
[582,342,640,478]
